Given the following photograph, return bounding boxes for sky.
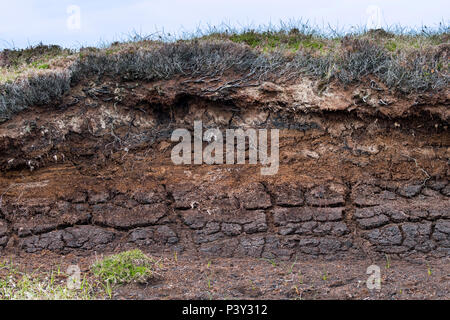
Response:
[0,0,449,49]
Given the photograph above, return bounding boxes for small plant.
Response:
[298,271,303,284]
[427,264,432,276]
[321,271,328,281]
[91,249,155,285]
[249,280,256,291]
[102,281,113,299]
[385,40,397,52]
[385,254,391,269]
[262,258,277,267]
[288,256,297,274]
[293,285,301,298]
[37,63,50,70]
[203,260,214,295]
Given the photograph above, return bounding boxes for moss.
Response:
[385,41,398,52]
[229,31,265,47]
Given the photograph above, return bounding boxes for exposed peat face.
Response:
[0,77,448,260]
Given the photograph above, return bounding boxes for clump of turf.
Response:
[0,23,448,121]
[91,249,155,285]
[0,43,71,68]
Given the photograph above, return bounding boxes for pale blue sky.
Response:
[0,0,448,49]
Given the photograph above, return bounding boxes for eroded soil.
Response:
[0,77,449,299]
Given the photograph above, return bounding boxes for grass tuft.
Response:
[91,249,155,285]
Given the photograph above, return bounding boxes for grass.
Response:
[288,256,297,274]
[385,254,391,269]
[0,249,158,300]
[91,249,156,285]
[0,22,448,121]
[0,273,97,300]
[0,43,70,68]
[298,272,303,284]
[0,43,73,83]
[263,258,278,267]
[0,260,100,300]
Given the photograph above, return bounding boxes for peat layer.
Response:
[0,75,448,261]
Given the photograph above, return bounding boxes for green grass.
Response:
[213,30,328,52]
[91,249,156,285]
[202,26,447,53]
[262,258,278,267]
[1,43,69,68]
[0,274,97,300]
[0,249,158,300]
[0,43,73,83]
[0,260,100,300]
[385,254,391,269]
